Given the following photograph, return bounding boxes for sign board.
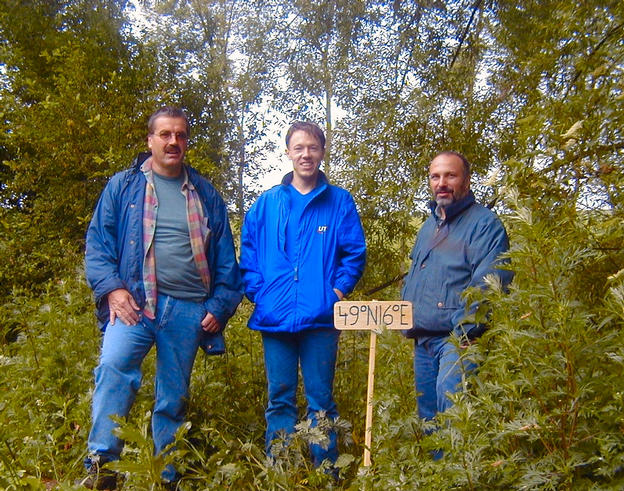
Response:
[334,301,412,330]
[333,300,413,467]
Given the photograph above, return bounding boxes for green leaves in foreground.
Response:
[108,413,190,489]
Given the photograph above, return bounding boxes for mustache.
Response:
[436,187,453,194]
[165,144,181,152]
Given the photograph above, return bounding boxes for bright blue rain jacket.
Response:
[401,191,513,340]
[240,172,366,333]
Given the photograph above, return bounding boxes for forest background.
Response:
[1,0,624,489]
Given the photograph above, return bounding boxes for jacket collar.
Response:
[139,156,194,190]
[428,190,476,223]
[281,170,329,190]
[131,152,194,186]
[131,152,152,171]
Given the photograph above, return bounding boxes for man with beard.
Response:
[81,106,243,488]
[401,151,513,423]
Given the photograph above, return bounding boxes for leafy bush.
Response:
[3,185,624,489]
[0,270,97,490]
[0,269,412,489]
[350,183,624,490]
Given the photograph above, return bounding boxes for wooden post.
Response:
[334,300,412,467]
[364,328,377,466]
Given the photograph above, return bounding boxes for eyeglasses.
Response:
[152,131,189,141]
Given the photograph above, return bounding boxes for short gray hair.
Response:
[147,106,190,137]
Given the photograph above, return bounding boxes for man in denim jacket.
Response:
[402,151,513,423]
[81,107,243,489]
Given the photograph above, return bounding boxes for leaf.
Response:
[560,120,583,140]
[335,453,355,468]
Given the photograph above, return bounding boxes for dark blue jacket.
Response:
[240,172,366,332]
[401,191,513,340]
[85,153,243,349]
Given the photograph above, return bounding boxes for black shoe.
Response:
[162,480,179,490]
[77,456,117,490]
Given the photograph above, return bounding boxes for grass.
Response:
[0,269,416,489]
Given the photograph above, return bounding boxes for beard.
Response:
[434,187,455,207]
[435,195,453,207]
[434,185,469,208]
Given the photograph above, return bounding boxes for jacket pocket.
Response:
[252,275,293,327]
[410,281,460,334]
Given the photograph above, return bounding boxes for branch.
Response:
[564,21,624,98]
[397,8,423,93]
[449,0,484,69]
[361,272,407,298]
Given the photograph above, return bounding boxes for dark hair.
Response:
[147,106,190,137]
[431,150,471,177]
[285,121,325,148]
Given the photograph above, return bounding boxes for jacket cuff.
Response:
[204,290,243,328]
[453,322,485,341]
[334,280,353,297]
[94,278,125,304]
[203,298,227,328]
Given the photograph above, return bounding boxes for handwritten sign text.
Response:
[334,301,412,330]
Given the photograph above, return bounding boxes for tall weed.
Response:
[4,196,624,489]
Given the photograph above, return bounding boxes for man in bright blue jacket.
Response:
[402,151,513,424]
[240,122,366,466]
[82,107,243,489]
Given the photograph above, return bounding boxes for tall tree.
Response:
[222,0,285,218]
[331,0,623,294]
[0,0,158,295]
[137,0,282,217]
[331,0,496,294]
[136,0,234,198]
[267,0,370,176]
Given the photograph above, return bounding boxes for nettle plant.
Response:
[399,192,622,489]
[0,272,97,489]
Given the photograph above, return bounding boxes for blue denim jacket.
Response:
[85,152,243,353]
[401,191,513,340]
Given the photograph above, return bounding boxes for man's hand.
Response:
[333,288,344,300]
[201,311,222,333]
[108,288,140,326]
[460,338,477,349]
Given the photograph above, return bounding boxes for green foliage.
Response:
[2,0,624,489]
[108,414,191,489]
[0,265,416,489]
[0,0,157,299]
[2,212,623,488]
[0,0,237,302]
[0,272,97,490]
[441,190,624,489]
[345,191,624,489]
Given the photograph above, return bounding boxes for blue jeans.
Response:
[262,328,340,466]
[414,336,476,421]
[87,294,205,481]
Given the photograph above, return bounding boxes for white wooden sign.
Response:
[334,300,412,330]
[334,300,413,467]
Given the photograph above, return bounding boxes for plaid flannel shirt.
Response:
[141,158,211,319]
